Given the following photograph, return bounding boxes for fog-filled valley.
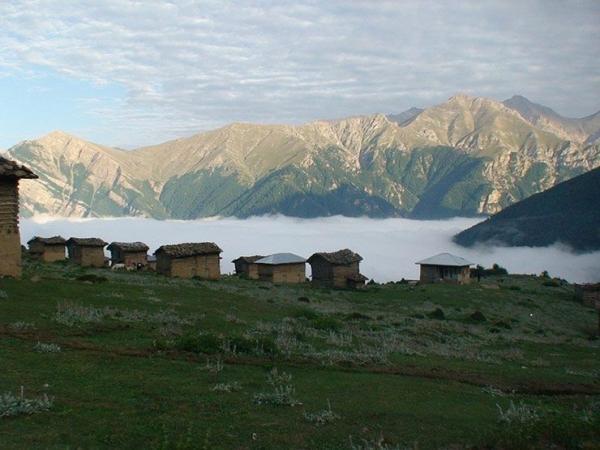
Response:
[21,215,600,283]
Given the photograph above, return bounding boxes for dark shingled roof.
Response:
[28,236,66,245]
[232,255,265,264]
[154,242,222,258]
[0,157,38,179]
[307,249,363,265]
[66,237,107,247]
[107,242,149,252]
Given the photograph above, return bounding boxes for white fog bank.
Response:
[21,216,600,284]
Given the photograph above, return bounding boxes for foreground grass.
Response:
[0,260,598,449]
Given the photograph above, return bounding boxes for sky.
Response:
[1,0,599,149]
[22,216,600,283]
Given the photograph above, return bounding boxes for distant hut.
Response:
[154,242,222,279]
[147,255,157,271]
[232,255,265,280]
[107,242,149,268]
[66,237,107,268]
[416,253,473,284]
[575,283,600,308]
[255,253,306,284]
[307,249,368,289]
[0,157,38,278]
[27,236,67,262]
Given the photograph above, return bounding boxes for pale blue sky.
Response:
[1,0,599,149]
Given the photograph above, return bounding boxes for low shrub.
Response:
[0,387,53,418]
[7,322,35,332]
[311,316,342,332]
[253,385,302,407]
[211,382,241,393]
[493,320,512,330]
[427,308,445,320]
[34,342,62,353]
[344,312,371,321]
[293,308,319,321]
[469,311,487,322]
[485,400,600,449]
[254,368,301,407]
[297,296,310,303]
[175,333,221,354]
[303,400,340,426]
[75,274,108,283]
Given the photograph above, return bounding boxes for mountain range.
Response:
[4,94,600,219]
[454,167,600,251]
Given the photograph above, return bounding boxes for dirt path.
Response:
[2,327,599,396]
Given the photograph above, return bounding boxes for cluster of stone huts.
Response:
[24,235,371,288]
[1,156,477,286]
[233,250,369,288]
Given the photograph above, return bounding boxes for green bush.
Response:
[311,316,342,332]
[292,308,319,321]
[256,336,279,356]
[344,312,371,321]
[427,308,445,320]
[175,333,221,354]
[484,408,599,449]
[469,311,487,322]
[75,274,108,283]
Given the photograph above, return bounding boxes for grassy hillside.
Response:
[454,167,600,251]
[0,260,598,449]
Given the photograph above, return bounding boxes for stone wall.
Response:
[158,254,221,279]
[258,263,305,284]
[420,265,471,284]
[68,246,105,267]
[0,180,22,278]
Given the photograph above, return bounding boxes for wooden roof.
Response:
[107,242,149,252]
[154,242,222,258]
[308,249,363,265]
[0,157,38,179]
[66,237,107,247]
[27,236,67,245]
[232,255,265,264]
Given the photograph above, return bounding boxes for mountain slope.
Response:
[6,94,600,219]
[453,167,600,251]
[503,95,600,144]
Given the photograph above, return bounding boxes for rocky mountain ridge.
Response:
[5,94,600,219]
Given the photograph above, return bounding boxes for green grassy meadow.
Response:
[0,260,598,449]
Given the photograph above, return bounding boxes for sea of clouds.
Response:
[21,216,600,284]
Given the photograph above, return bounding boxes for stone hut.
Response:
[154,242,222,279]
[255,253,306,284]
[575,283,600,308]
[0,157,38,278]
[28,236,67,262]
[107,242,149,268]
[232,255,265,279]
[307,249,368,289]
[66,237,107,267]
[416,253,473,284]
[147,255,157,271]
